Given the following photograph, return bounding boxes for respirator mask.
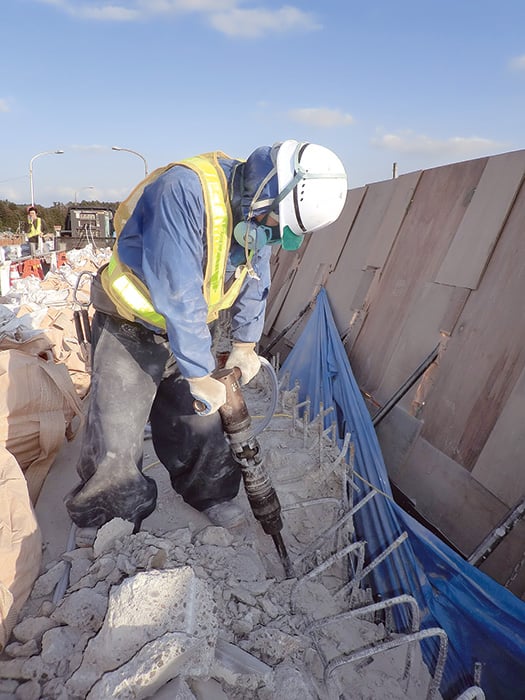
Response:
[233,220,282,251]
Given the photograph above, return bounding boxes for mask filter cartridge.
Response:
[234,221,275,250]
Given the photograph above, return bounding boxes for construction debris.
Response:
[0,377,444,699]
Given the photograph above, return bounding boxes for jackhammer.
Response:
[195,366,294,578]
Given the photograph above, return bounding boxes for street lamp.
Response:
[112,146,149,177]
[75,186,95,203]
[29,149,64,206]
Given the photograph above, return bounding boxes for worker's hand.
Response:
[187,375,227,416]
[225,341,261,385]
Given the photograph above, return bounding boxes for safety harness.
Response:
[101,152,252,329]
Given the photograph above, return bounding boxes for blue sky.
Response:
[1,0,524,207]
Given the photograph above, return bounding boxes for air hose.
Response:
[251,356,279,437]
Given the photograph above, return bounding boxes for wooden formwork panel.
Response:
[365,170,422,269]
[398,437,507,556]
[349,158,487,397]
[435,150,525,289]
[263,248,303,333]
[325,180,396,337]
[472,363,525,507]
[421,178,525,471]
[265,186,366,338]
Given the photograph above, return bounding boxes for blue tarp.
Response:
[279,288,525,699]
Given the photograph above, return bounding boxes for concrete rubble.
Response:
[0,398,440,699]
[0,247,442,699]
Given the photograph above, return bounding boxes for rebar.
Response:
[324,626,448,700]
[291,541,367,613]
[293,490,377,568]
[306,594,421,685]
[336,531,409,597]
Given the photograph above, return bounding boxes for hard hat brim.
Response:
[275,140,301,242]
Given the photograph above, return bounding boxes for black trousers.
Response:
[64,311,241,529]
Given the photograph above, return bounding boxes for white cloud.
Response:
[288,107,354,128]
[0,99,10,113]
[372,130,507,158]
[80,5,140,20]
[509,54,525,72]
[33,0,320,36]
[209,6,320,38]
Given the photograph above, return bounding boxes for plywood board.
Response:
[263,248,302,333]
[421,181,525,470]
[366,170,423,269]
[349,158,487,395]
[399,437,507,555]
[374,282,460,406]
[472,362,525,507]
[269,186,366,336]
[326,180,397,336]
[435,149,525,289]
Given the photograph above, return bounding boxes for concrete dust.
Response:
[0,372,441,699]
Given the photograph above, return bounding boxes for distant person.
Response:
[25,205,47,255]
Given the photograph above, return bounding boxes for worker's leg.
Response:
[65,312,173,529]
[149,372,241,511]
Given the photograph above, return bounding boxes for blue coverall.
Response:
[65,156,273,529]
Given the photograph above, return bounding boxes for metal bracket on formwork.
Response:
[323,626,448,700]
[305,595,422,691]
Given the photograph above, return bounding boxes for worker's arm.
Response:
[224,245,271,384]
[229,244,272,343]
[118,166,215,379]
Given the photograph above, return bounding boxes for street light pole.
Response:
[74,186,95,203]
[112,146,149,177]
[29,149,64,206]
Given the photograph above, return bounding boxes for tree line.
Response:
[0,199,120,236]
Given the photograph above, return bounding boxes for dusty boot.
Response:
[203,501,246,528]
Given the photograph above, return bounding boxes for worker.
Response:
[65,140,348,540]
[25,205,47,256]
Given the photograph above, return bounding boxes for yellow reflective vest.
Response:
[101,152,252,329]
[27,217,43,239]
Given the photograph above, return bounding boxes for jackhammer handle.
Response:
[192,366,242,415]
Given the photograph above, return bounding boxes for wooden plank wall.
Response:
[263,149,525,596]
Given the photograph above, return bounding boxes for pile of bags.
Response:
[0,245,110,651]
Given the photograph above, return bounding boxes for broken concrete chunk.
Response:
[244,627,304,666]
[86,630,213,700]
[51,588,108,632]
[31,561,68,598]
[41,625,82,665]
[92,518,135,556]
[213,637,272,690]
[3,639,39,659]
[12,616,56,644]
[66,567,217,698]
[194,526,234,547]
[13,679,41,700]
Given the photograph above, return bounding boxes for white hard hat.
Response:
[274,140,348,250]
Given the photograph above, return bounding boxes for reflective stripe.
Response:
[104,256,167,329]
[102,152,252,328]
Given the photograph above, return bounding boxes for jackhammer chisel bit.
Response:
[196,366,294,577]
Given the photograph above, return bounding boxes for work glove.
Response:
[187,375,227,416]
[225,341,261,385]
